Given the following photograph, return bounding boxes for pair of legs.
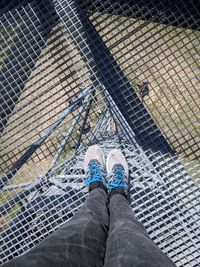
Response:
[2,146,175,267]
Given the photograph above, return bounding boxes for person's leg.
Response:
[104,149,176,267]
[3,145,109,267]
[105,193,176,267]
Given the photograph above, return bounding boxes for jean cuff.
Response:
[89,181,107,194]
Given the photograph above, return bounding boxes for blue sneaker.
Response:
[83,145,106,189]
[106,149,128,193]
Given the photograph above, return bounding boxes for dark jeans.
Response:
[2,188,176,267]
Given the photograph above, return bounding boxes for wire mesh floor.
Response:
[0,0,200,266]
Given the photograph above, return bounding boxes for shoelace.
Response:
[107,166,127,190]
[85,161,103,185]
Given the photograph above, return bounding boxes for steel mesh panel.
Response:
[0,0,200,265]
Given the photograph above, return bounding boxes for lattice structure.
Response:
[0,0,200,266]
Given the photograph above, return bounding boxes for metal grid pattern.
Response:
[0,0,200,265]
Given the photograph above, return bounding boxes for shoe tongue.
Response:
[113,164,124,170]
[89,160,102,169]
[90,159,100,164]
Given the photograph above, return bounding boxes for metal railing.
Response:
[0,0,199,265]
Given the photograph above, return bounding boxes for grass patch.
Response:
[90,13,200,175]
[0,13,199,233]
